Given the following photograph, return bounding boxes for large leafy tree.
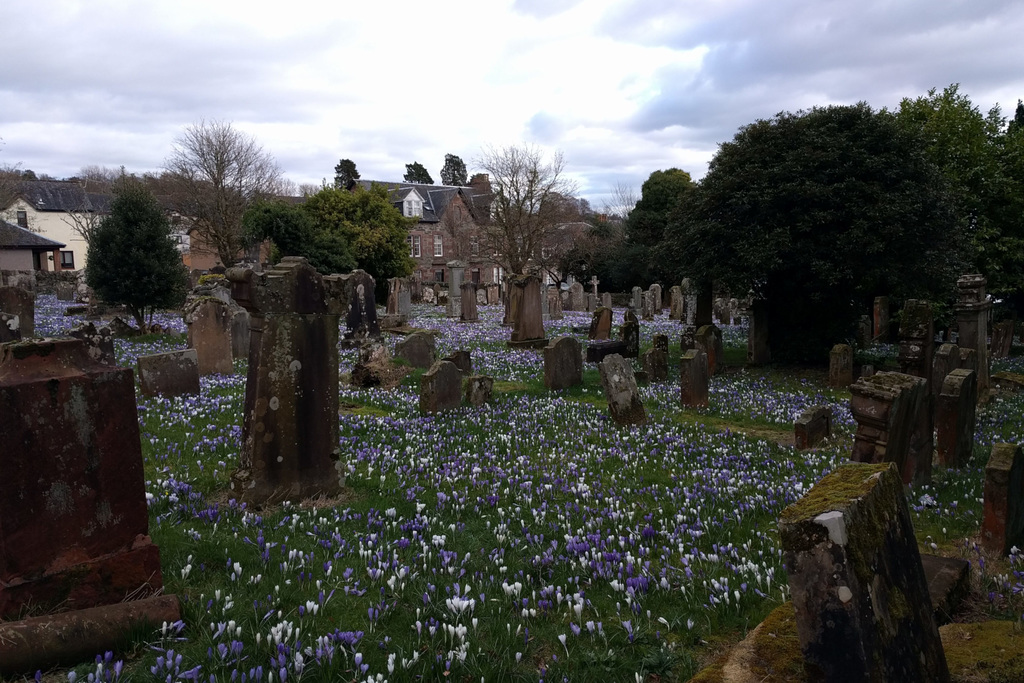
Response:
[334,158,360,188]
[86,181,188,331]
[403,162,433,184]
[302,185,415,284]
[668,103,965,362]
[242,199,355,274]
[439,154,468,186]
[621,168,695,287]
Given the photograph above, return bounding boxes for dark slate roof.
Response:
[0,219,66,249]
[353,180,489,224]
[16,180,98,212]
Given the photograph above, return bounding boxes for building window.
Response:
[404,199,422,218]
[16,210,27,228]
[471,268,480,283]
[407,235,421,258]
[433,234,443,258]
[434,269,445,283]
[60,251,75,269]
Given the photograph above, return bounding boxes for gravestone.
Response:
[476,286,487,306]
[932,343,962,404]
[503,279,519,327]
[226,257,347,504]
[464,375,493,407]
[231,309,250,359]
[386,277,412,317]
[936,369,977,468]
[794,406,832,449]
[598,353,646,426]
[850,372,929,485]
[344,270,380,341]
[829,344,853,388]
[0,312,20,342]
[422,285,436,305]
[640,291,655,321]
[695,324,723,375]
[395,331,437,369]
[588,307,613,341]
[955,274,990,396]
[623,307,638,326]
[898,300,935,484]
[590,275,599,298]
[487,283,501,305]
[669,286,683,320]
[585,339,627,363]
[653,333,668,354]
[544,336,583,390]
[695,287,713,327]
[350,340,392,388]
[569,282,585,311]
[779,462,950,683]
[540,283,550,321]
[631,286,643,311]
[680,278,697,326]
[443,350,473,374]
[66,321,116,366]
[857,315,872,348]
[420,360,462,414]
[619,319,639,358]
[447,261,465,317]
[982,443,1024,556]
[185,298,234,375]
[548,287,563,320]
[137,349,201,397]
[679,348,709,408]
[641,346,668,382]
[0,286,33,338]
[873,295,890,342]
[508,274,546,347]
[991,320,1014,359]
[460,281,478,322]
[586,293,598,312]
[601,292,612,309]
[0,338,167,618]
[650,283,663,314]
[56,282,75,301]
[747,300,770,365]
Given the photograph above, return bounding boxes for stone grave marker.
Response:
[598,353,646,426]
[464,375,493,406]
[548,287,563,320]
[185,298,235,375]
[66,321,116,366]
[420,360,462,414]
[569,282,585,311]
[422,285,436,305]
[586,339,627,363]
[641,346,668,382]
[991,320,1014,359]
[695,324,722,375]
[898,299,934,382]
[460,281,478,322]
[487,283,501,305]
[447,261,465,317]
[395,331,437,369]
[541,283,550,321]
[794,406,832,449]
[0,286,33,338]
[982,443,1023,556]
[669,286,683,320]
[631,286,643,310]
[829,343,853,388]
[443,350,473,374]
[680,348,709,408]
[476,286,487,306]
[779,462,950,683]
[747,301,770,365]
[344,269,380,341]
[56,282,75,301]
[857,315,872,348]
[850,371,929,485]
[0,312,19,342]
[601,292,612,309]
[650,283,662,313]
[653,333,668,354]
[544,336,582,390]
[873,295,890,341]
[508,274,546,347]
[932,343,961,403]
[588,306,613,341]
[137,349,201,397]
[936,369,977,468]
[619,319,639,358]
[955,274,990,396]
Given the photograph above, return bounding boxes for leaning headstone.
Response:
[419,360,463,414]
[0,312,20,343]
[588,306,613,341]
[779,462,950,683]
[991,320,1014,359]
[873,295,890,342]
[137,349,201,397]
[794,406,832,449]
[460,281,478,322]
[641,346,668,382]
[464,375,493,407]
[679,348,709,408]
[0,338,169,618]
[508,274,546,347]
[443,350,472,375]
[185,298,234,375]
[395,331,437,369]
[936,369,977,468]
[0,287,33,338]
[695,324,723,375]
[849,372,928,484]
[598,354,646,426]
[619,319,639,358]
[829,343,853,388]
[955,274,991,396]
[226,257,347,504]
[669,286,683,320]
[66,321,116,366]
[982,443,1024,556]
[569,282,585,311]
[544,336,582,390]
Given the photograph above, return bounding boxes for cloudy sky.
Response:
[2,0,1022,206]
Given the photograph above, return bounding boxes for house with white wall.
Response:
[0,180,103,271]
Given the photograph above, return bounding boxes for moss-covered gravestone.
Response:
[779,462,949,682]
[850,371,929,485]
[598,353,646,426]
[936,369,977,468]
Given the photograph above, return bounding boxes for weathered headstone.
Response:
[695,324,723,375]
[586,292,598,312]
[649,283,663,314]
[640,291,655,321]
[447,261,465,318]
[56,282,75,301]
[0,338,167,618]
[66,321,116,366]
[185,298,234,375]
[548,287,563,320]
[641,346,668,382]
[669,286,683,320]
[850,372,929,484]
[936,369,977,468]
[747,300,770,365]
[857,315,872,348]
[544,336,583,390]
[932,343,961,404]
[955,274,990,396]
[508,274,546,347]
[631,286,643,311]
[420,360,462,414]
[600,292,612,309]
[619,319,639,358]
[350,339,392,388]
[137,349,201,397]
[653,333,668,354]
[386,277,412,317]
[569,282,585,311]
[231,309,250,359]
[898,299,934,382]
[589,275,599,298]
[486,283,501,305]
[395,331,437,369]
[464,375,493,407]
[829,343,853,388]
[226,257,347,503]
[873,295,890,342]
[421,285,436,305]
[779,462,950,683]
[0,312,20,343]
[982,443,1024,556]
[794,406,832,449]
[598,353,646,426]
[679,348,709,408]
[991,320,1014,359]
[443,350,473,375]
[540,283,550,321]
[0,286,33,338]
[588,306,613,341]
[460,281,478,322]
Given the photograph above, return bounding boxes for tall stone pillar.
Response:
[447,260,466,317]
[747,300,770,365]
[955,274,991,397]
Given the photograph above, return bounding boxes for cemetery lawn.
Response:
[29,298,1024,683]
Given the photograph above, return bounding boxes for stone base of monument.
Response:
[921,554,970,626]
[507,338,548,349]
[586,339,627,363]
[0,594,181,677]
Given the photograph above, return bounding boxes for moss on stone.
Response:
[780,462,893,524]
[198,274,227,285]
[941,621,1024,682]
[747,603,807,682]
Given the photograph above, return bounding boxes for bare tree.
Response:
[475,144,578,274]
[604,181,638,222]
[164,120,282,267]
